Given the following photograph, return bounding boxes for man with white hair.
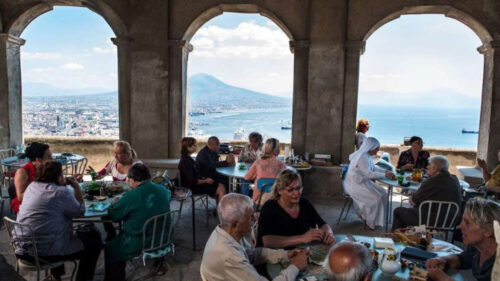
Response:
[323,241,373,281]
[392,155,462,231]
[200,193,309,281]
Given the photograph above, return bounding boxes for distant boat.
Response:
[233,128,246,140]
[462,128,479,134]
[281,126,292,130]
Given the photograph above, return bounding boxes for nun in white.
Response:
[344,137,394,229]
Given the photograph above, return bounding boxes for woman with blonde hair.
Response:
[355,118,370,149]
[256,169,335,248]
[87,140,141,181]
[244,138,286,203]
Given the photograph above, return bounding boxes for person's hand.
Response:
[403,163,414,170]
[477,158,487,169]
[86,165,95,174]
[226,154,235,165]
[385,170,395,179]
[302,229,324,244]
[289,250,309,270]
[427,268,452,281]
[322,231,336,244]
[426,257,446,271]
[65,176,78,186]
[204,178,215,185]
[73,174,83,182]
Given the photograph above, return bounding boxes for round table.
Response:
[1,153,85,168]
[377,173,470,232]
[267,234,465,281]
[78,180,130,218]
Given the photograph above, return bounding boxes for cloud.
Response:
[190,21,290,59]
[61,63,84,70]
[108,73,117,78]
[32,67,57,73]
[93,46,116,54]
[22,52,62,60]
[267,72,281,78]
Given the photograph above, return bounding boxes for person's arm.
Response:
[178,158,200,188]
[410,180,431,207]
[61,179,86,217]
[485,185,500,193]
[13,168,30,203]
[107,191,137,222]
[244,162,257,181]
[320,224,335,244]
[262,229,324,248]
[477,158,490,182]
[357,155,385,180]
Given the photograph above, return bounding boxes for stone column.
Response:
[111,37,131,143]
[477,40,500,169]
[168,40,192,157]
[290,40,310,154]
[0,34,25,148]
[340,40,365,163]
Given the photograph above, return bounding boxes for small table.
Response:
[267,234,465,281]
[377,174,470,232]
[216,164,251,192]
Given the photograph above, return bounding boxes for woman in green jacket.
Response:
[105,163,171,281]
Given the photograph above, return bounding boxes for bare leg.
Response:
[216,184,226,204]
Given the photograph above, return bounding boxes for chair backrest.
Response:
[64,157,88,176]
[0,148,16,186]
[142,210,179,254]
[418,200,460,231]
[340,164,350,196]
[3,216,42,268]
[256,178,276,211]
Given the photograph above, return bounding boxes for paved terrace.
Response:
[0,196,475,281]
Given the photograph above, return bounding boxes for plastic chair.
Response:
[337,164,353,225]
[418,200,460,241]
[135,210,179,266]
[3,216,77,281]
[255,178,276,211]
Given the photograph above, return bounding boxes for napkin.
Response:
[492,220,500,281]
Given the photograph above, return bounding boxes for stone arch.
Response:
[182,3,295,43]
[362,5,492,46]
[7,0,127,38]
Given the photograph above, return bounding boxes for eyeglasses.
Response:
[284,186,303,193]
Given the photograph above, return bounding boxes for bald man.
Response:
[323,241,373,281]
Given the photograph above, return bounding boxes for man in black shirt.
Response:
[426,198,499,281]
[195,136,235,186]
[391,155,462,231]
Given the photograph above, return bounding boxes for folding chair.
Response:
[3,217,77,281]
[337,164,353,224]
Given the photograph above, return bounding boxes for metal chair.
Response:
[0,148,16,197]
[3,217,77,281]
[255,178,276,211]
[337,164,353,224]
[136,210,179,266]
[64,157,88,176]
[418,200,460,241]
[176,172,210,250]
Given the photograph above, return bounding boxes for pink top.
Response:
[244,156,286,202]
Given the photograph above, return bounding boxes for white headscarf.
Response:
[349,137,380,167]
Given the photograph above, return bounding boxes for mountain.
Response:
[188,73,292,109]
[359,88,480,109]
[23,82,113,97]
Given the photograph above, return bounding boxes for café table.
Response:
[377,173,470,232]
[267,234,466,281]
[216,162,313,193]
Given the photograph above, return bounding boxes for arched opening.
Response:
[181,5,295,146]
[20,6,118,137]
[358,14,484,149]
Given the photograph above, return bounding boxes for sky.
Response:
[20,7,484,100]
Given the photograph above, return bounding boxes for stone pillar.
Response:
[340,41,365,163]
[0,34,25,148]
[111,37,131,143]
[168,40,192,157]
[477,40,500,169]
[290,40,310,154]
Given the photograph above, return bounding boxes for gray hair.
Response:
[323,241,372,281]
[464,198,500,233]
[429,155,449,172]
[217,193,253,227]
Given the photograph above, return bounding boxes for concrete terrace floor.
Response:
[0,196,475,281]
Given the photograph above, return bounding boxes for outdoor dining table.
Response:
[215,162,313,192]
[377,173,470,232]
[267,234,466,281]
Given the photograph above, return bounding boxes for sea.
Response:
[188,105,481,149]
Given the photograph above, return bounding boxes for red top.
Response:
[10,161,36,213]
